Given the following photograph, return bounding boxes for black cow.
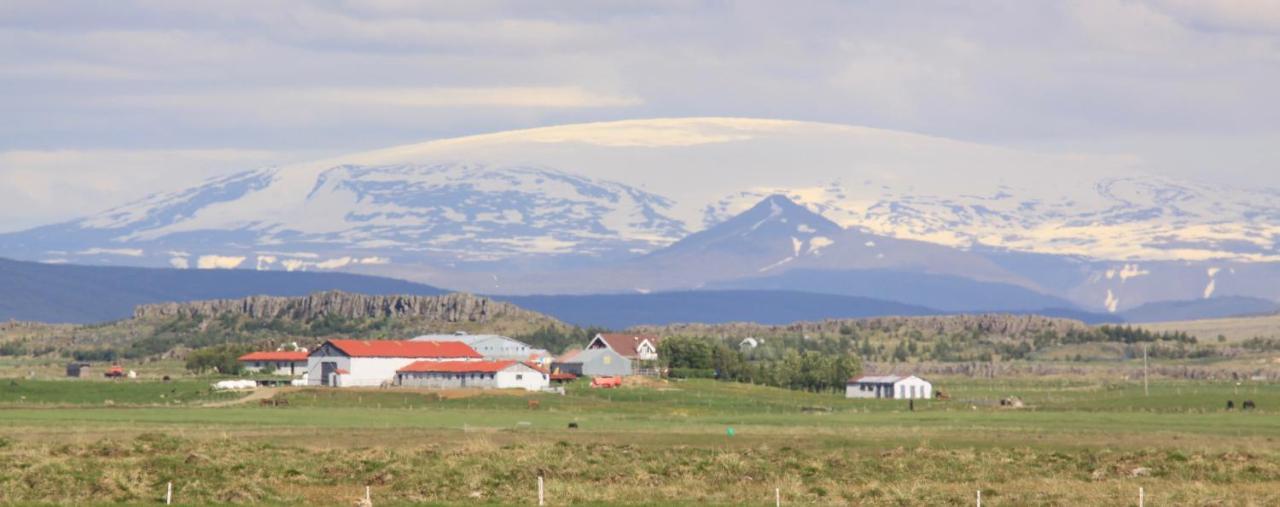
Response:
[1243,400,1256,410]
[1227,400,1235,410]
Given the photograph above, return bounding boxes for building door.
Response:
[320,361,337,386]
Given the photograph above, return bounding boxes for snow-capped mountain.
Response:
[7,163,686,270]
[2,117,1278,314]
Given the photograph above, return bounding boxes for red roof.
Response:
[589,333,661,359]
[238,351,309,362]
[550,373,578,381]
[398,360,519,374]
[322,339,481,359]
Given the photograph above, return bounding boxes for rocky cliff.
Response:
[133,290,559,327]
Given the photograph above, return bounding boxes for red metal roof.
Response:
[322,339,481,359]
[238,351,309,362]
[397,360,519,373]
[589,333,661,359]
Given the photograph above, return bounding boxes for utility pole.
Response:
[1143,344,1149,397]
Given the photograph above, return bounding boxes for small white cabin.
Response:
[846,375,933,400]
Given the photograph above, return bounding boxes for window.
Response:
[516,374,523,380]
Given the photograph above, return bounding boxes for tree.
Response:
[185,344,254,375]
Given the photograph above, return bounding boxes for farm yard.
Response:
[0,376,1277,506]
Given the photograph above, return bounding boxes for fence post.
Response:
[165,482,172,505]
[775,487,781,507]
[976,489,981,507]
[365,486,371,504]
[538,475,545,506]
[1139,487,1144,507]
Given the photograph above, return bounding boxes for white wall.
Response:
[306,355,351,386]
[495,364,550,391]
[894,377,933,399]
[243,361,306,376]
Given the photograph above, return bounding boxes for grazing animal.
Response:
[259,398,274,407]
[527,399,541,410]
[1243,400,1256,410]
[1227,400,1235,410]
[909,399,915,411]
[568,422,579,429]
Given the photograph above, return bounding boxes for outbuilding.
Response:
[553,347,632,377]
[846,375,933,400]
[395,360,549,391]
[412,332,552,366]
[238,351,309,376]
[306,339,481,387]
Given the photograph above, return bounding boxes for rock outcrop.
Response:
[133,290,552,325]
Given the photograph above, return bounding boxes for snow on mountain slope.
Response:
[4,162,687,268]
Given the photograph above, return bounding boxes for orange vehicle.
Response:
[590,376,622,388]
[103,365,125,378]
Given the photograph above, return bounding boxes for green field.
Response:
[0,377,1278,506]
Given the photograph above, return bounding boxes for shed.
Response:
[396,360,549,391]
[846,375,933,400]
[553,347,632,377]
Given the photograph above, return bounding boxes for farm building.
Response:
[395,360,549,391]
[306,339,482,387]
[553,347,632,377]
[586,333,661,373]
[412,332,551,366]
[846,375,933,400]
[238,351,309,376]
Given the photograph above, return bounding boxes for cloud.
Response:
[0,149,318,232]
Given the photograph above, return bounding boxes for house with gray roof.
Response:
[846,375,932,399]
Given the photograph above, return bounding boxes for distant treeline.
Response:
[659,335,861,393]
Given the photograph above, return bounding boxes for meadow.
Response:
[0,376,1277,506]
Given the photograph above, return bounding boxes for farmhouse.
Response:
[585,333,661,373]
[306,339,481,387]
[846,375,933,400]
[412,332,551,365]
[238,351,309,376]
[395,360,549,391]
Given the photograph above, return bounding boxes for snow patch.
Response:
[197,255,246,269]
[169,257,190,269]
[1105,264,1150,282]
[1104,290,1120,313]
[791,237,802,257]
[78,247,144,257]
[864,241,876,247]
[796,224,815,233]
[749,199,783,232]
[758,256,794,273]
[808,236,834,255]
[256,255,277,270]
[1203,278,1216,299]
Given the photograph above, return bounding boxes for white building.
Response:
[395,360,550,391]
[846,375,933,400]
[238,351,309,376]
[412,332,551,366]
[306,339,481,387]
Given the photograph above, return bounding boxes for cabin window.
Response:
[516,374,524,380]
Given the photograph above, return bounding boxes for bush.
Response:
[669,368,717,379]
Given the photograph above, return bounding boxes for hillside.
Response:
[0,257,445,324]
[0,291,568,359]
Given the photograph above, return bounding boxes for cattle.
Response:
[528,399,541,410]
[1227,400,1235,410]
[568,422,579,429]
[1243,400,1256,410]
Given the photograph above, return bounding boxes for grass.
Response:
[0,377,1278,505]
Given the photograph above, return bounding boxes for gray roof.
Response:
[555,347,621,364]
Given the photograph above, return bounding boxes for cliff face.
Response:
[133,291,553,326]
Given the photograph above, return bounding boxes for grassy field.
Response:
[0,377,1278,505]
[1135,314,1280,342]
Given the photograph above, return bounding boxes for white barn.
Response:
[306,339,482,387]
[846,375,933,400]
[395,360,549,391]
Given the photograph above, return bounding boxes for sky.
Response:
[1,0,1278,232]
